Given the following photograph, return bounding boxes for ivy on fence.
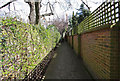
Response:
[0,17,61,80]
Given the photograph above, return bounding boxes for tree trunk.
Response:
[27,2,36,24]
[35,2,40,24]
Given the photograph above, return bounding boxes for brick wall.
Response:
[66,1,120,79]
[110,24,119,79]
[69,36,73,47]
[118,30,120,78]
[73,35,78,54]
[67,23,120,79]
[67,36,70,44]
[81,28,111,79]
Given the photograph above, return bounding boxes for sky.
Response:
[0,0,106,22]
[0,0,29,22]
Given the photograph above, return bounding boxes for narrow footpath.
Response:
[44,41,93,80]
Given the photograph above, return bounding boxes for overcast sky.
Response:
[0,0,105,22]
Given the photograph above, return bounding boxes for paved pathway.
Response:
[44,41,93,79]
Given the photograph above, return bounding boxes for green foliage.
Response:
[68,4,91,35]
[76,4,91,24]
[71,11,78,34]
[0,17,61,79]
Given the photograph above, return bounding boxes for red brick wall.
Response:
[67,36,70,44]
[73,35,78,54]
[67,26,119,79]
[110,26,119,79]
[81,28,111,79]
[119,30,120,79]
[69,36,72,47]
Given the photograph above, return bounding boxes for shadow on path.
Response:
[44,41,93,79]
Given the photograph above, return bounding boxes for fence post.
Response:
[72,30,74,49]
[78,34,81,58]
[118,1,120,79]
[110,22,120,79]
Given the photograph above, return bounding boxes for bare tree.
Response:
[25,1,36,24]
[24,0,55,24]
[25,0,91,24]
[0,0,103,24]
[51,17,68,34]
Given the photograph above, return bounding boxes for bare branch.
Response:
[48,2,53,13]
[0,0,17,9]
[81,0,90,10]
[41,12,54,17]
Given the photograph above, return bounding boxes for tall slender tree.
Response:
[76,4,91,24]
[71,11,78,34]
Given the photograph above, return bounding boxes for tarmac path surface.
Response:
[44,41,93,80]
